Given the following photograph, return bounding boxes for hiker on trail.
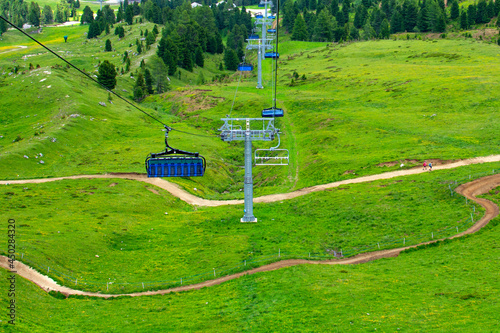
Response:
[428,162,432,171]
[423,161,427,170]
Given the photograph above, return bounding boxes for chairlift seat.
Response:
[146,156,205,177]
[264,52,279,59]
[258,3,265,7]
[248,34,260,39]
[262,107,284,117]
[238,63,254,71]
[267,29,276,33]
[255,149,289,166]
[255,14,264,18]
[268,15,275,19]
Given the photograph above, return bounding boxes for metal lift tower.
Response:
[246,1,275,89]
[219,118,279,222]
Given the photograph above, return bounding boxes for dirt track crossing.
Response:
[1,154,500,206]
[0,156,499,298]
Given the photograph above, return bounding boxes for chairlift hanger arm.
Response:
[150,125,200,158]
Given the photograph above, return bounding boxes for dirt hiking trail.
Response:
[1,157,499,298]
[1,154,500,206]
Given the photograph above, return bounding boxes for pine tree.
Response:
[380,18,391,38]
[29,2,41,27]
[125,6,133,25]
[0,19,8,36]
[404,1,418,32]
[146,32,156,49]
[354,5,366,29]
[417,3,429,32]
[195,46,204,67]
[292,14,308,41]
[361,20,376,40]
[433,11,446,32]
[97,60,117,90]
[164,37,178,75]
[350,25,360,40]
[313,9,333,41]
[450,0,460,20]
[460,10,468,29]
[144,69,154,94]
[81,6,93,24]
[487,0,495,19]
[342,1,350,24]
[467,5,476,27]
[133,72,147,101]
[42,5,54,24]
[105,39,112,51]
[181,45,193,72]
[330,0,339,16]
[391,10,404,33]
[476,0,488,24]
[87,22,99,39]
[223,48,239,71]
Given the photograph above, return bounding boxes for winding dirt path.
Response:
[0,160,499,298]
[1,154,500,207]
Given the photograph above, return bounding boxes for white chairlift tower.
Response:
[246,1,275,89]
[219,118,280,222]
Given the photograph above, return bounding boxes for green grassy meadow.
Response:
[1,177,499,331]
[1,162,497,294]
[2,19,500,331]
[3,27,500,197]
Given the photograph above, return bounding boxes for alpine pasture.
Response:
[1,8,500,333]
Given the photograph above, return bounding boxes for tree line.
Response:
[0,0,81,34]
[283,0,500,42]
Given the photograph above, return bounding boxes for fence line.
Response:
[7,169,497,293]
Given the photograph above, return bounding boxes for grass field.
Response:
[0,172,499,331]
[1,162,497,294]
[3,27,500,198]
[2,17,500,331]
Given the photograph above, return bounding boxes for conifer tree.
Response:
[313,9,333,41]
[380,18,391,38]
[391,10,404,33]
[195,46,204,67]
[105,39,112,51]
[467,5,476,27]
[460,10,468,29]
[292,14,308,40]
[404,1,418,32]
[144,69,154,94]
[450,0,460,20]
[97,60,117,90]
[223,48,239,71]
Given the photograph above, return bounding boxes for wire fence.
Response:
[8,168,498,294]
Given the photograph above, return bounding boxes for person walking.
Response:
[428,162,432,171]
[423,161,427,170]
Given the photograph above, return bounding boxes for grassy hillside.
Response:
[1,171,499,331]
[2,25,500,198]
[2,19,500,332]
[2,162,498,294]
